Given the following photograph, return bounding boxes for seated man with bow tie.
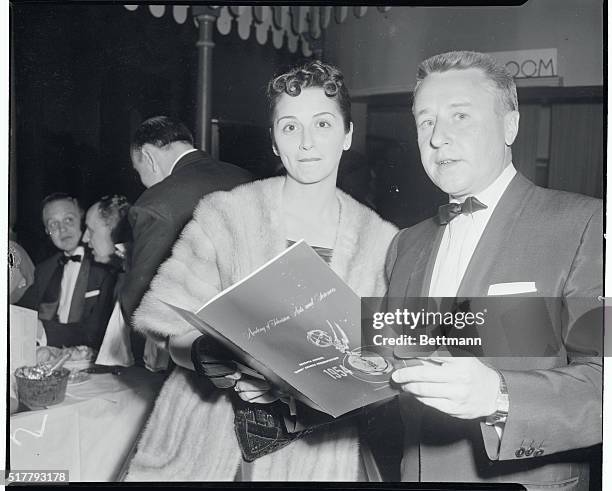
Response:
[19,193,118,349]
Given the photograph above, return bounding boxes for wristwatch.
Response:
[485,370,509,425]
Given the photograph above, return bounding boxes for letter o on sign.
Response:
[521,59,538,78]
[505,61,520,77]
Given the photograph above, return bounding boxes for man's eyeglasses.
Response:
[46,216,78,234]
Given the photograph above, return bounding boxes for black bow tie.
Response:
[438,196,488,225]
[59,254,82,265]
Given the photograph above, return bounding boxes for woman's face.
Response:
[272,87,353,185]
[82,204,115,263]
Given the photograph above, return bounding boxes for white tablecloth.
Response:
[9,367,165,482]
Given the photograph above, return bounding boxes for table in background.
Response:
[9,367,165,482]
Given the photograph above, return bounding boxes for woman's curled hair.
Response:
[267,60,351,132]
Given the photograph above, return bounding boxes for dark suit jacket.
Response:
[120,150,252,323]
[18,250,118,349]
[385,173,602,489]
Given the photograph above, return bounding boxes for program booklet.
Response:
[167,240,403,418]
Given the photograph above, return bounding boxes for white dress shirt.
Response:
[429,164,517,298]
[57,245,84,323]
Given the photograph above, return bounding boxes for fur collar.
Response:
[128,177,397,481]
[134,176,397,343]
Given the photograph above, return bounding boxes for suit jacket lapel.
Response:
[419,227,445,297]
[68,256,91,323]
[457,173,534,297]
[392,220,443,299]
[38,253,63,320]
[38,253,61,298]
[392,222,442,360]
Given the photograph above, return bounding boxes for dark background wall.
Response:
[323,1,603,229]
[323,1,603,94]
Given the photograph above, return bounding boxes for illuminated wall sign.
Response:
[488,48,558,79]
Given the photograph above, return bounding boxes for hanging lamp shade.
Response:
[123,5,392,57]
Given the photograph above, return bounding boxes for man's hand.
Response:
[391,356,500,419]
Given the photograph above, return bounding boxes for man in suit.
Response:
[384,51,602,488]
[19,193,118,349]
[121,116,252,362]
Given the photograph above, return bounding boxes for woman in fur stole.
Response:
[125,61,398,481]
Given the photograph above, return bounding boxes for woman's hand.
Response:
[189,333,285,403]
[233,376,279,404]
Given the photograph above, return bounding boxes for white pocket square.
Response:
[85,289,100,298]
[487,282,537,296]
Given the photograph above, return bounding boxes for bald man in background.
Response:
[121,116,252,364]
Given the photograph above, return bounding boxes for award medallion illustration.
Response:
[306,320,393,383]
[306,329,334,348]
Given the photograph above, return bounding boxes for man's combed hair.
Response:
[131,116,194,152]
[267,60,351,132]
[98,194,132,244]
[415,51,518,113]
[41,192,84,219]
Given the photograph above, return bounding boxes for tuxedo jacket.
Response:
[385,173,602,489]
[18,251,118,349]
[120,150,252,323]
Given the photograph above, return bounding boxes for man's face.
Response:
[131,148,158,188]
[43,199,83,253]
[413,68,518,199]
[82,204,115,263]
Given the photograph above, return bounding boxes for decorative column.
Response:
[192,6,219,152]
